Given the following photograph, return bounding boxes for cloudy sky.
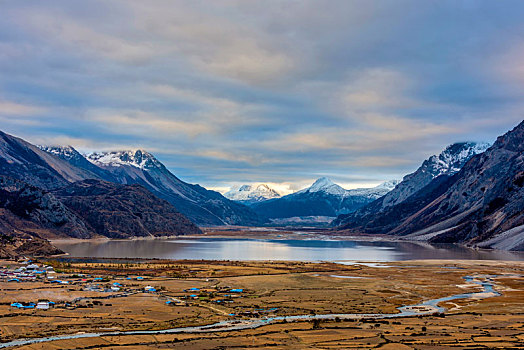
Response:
[1,1,523,192]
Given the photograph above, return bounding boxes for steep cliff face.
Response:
[53,179,203,238]
[336,121,524,250]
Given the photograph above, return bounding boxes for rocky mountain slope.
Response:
[0,230,63,259]
[252,177,398,221]
[39,146,117,182]
[0,131,100,190]
[0,174,202,241]
[335,121,524,250]
[0,131,207,255]
[335,142,490,223]
[224,184,281,204]
[0,175,91,238]
[381,142,490,209]
[53,179,202,238]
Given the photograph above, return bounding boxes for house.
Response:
[26,264,39,270]
[37,302,50,310]
[144,286,156,292]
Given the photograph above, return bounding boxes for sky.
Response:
[1,0,524,193]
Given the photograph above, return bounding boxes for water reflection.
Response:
[53,238,524,261]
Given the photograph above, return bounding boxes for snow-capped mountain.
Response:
[381,142,490,208]
[298,177,401,199]
[335,121,524,251]
[296,177,347,196]
[38,146,116,181]
[224,184,281,204]
[87,150,164,170]
[333,141,491,228]
[251,177,399,222]
[0,132,203,244]
[82,150,258,226]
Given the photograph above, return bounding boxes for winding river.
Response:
[0,275,501,349]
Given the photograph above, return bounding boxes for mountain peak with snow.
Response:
[38,145,82,161]
[224,183,281,204]
[380,141,490,209]
[375,179,401,190]
[422,141,491,177]
[305,177,347,195]
[86,150,164,170]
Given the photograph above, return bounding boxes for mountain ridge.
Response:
[335,121,524,250]
[37,146,259,226]
[252,177,399,221]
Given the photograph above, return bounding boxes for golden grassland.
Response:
[0,259,523,349]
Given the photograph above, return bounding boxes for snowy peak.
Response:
[375,179,401,190]
[305,177,347,195]
[422,142,491,177]
[38,145,84,162]
[297,177,398,198]
[379,141,490,209]
[224,183,281,203]
[86,150,164,170]
[347,180,401,199]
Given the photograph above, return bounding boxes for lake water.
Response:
[53,238,524,261]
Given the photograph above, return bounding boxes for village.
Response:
[0,259,266,318]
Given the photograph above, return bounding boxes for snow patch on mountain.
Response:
[38,145,78,160]
[424,142,491,177]
[347,179,401,199]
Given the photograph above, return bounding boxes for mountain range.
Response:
[1,119,523,254]
[39,147,258,226]
[334,121,524,251]
[251,177,400,223]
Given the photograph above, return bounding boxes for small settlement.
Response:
[0,259,260,317]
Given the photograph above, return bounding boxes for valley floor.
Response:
[0,259,523,349]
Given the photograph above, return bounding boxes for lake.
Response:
[53,238,524,262]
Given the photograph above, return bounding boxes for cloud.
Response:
[0,100,47,116]
[87,109,214,138]
[1,0,524,190]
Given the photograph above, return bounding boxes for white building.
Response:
[36,302,50,310]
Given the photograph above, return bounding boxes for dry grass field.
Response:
[0,259,523,349]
